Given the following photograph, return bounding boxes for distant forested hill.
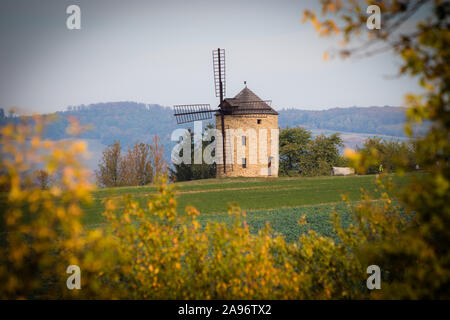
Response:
[43,102,177,146]
[0,102,416,171]
[278,106,408,137]
[36,103,411,143]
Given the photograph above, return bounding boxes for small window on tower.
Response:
[242,158,247,168]
[257,119,261,124]
[242,136,246,146]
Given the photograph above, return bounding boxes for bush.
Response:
[0,116,117,299]
[355,137,416,174]
[102,180,370,299]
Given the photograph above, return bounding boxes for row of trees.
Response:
[279,127,418,176]
[96,137,167,187]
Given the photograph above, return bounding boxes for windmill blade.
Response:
[212,48,226,101]
[173,104,214,124]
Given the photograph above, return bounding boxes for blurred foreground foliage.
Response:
[0,114,445,299]
[305,0,449,298]
[0,116,118,298]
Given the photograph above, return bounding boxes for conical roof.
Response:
[233,87,264,102]
[219,86,278,115]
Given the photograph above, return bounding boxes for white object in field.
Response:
[332,167,355,176]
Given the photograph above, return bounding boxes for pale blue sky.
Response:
[0,0,426,114]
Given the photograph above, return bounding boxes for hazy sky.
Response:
[0,0,426,114]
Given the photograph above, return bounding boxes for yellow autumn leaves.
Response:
[0,115,417,299]
[0,116,116,299]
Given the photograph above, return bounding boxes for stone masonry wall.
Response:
[216,114,279,178]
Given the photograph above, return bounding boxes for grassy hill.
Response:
[84,174,409,241]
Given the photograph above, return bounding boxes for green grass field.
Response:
[0,174,409,242]
[82,174,409,240]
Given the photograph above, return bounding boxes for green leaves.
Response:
[279,127,343,176]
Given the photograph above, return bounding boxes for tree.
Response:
[170,124,216,182]
[355,137,416,174]
[279,127,312,176]
[279,127,344,176]
[96,141,122,187]
[119,137,167,185]
[97,137,168,187]
[120,142,153,186]
[150,136,167,182]
[310,133,344,175]
[304,0,450,298]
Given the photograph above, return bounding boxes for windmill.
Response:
[173,48,276,175]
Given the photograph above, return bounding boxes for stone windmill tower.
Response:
[173,48,279,178]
